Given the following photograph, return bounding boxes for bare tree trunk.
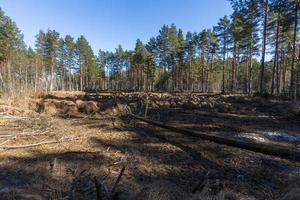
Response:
[259,0,268,95]
[85,64,88,90]
[278,50,283,94]
[247,38,253,94]
[188,58,192,91]
[201,55,205,92]
[69,63,72,91]
[290,0,298,102]
[49,55,54,91]
[236,43,240,92]
[34,57,38,91]
[232,42,237,93]
[0,71,3,90]
[271,19,280,95]
[7,59,13,96]
[222,40,226,93]
[245,51,249,93]
[80,60,83,91]
[25,65,28,91]
[282,55,287,94]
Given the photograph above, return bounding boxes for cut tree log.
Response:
[128,114,300,162]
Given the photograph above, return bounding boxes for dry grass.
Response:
[0,92,299,199]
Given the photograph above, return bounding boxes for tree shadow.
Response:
[0,151,114,199]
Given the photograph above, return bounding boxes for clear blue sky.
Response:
[0,0,233,53]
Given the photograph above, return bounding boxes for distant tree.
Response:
[176,29,185,91]
[230,10,244,92]
[0,7,25,95]
[76,36,97,91]
[97,50,106,90]
[214,15,231,93]
[197,30,209,92]
[290,0,299,101]
[184,32,197,91]
[45,30,60,91]
[242,0,260,93]
[1,1,299,97]
[35,30,60,91]
[260,0,269,95]
[64,35,76,90]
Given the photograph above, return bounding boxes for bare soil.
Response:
[0,92,299,200]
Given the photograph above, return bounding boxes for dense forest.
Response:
[0,0,299,100]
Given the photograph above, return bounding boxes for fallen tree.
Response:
[128,114,300,162]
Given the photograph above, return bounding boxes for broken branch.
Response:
[0,137,81,150]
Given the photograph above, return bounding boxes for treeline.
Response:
[0,0,299,100]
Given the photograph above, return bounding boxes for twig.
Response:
[0,139,11,145]
[0,134,14,138]
[109,166,126,199]
[0,105,21,109]
[94,177,102,200]
[0,137,81,150]
[0,115,26,119]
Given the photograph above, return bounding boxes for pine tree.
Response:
[260,0,269,95]
[290,0,299,101]
[0,7,25,95]
[214,15,231,93]
[184,32,196,91]
[197,30,209,92]
[64,35,76,90]
[243,0,260,93]
[76,36,97,91]
[230,10,244,92]
[176,29,185,91]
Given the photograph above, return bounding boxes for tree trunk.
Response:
[248,38,253,94]
[236,43,240,92]
[34,57,38,91]
[282,54,287,94]
[201,55,205,92]
[259,0,268,95]
[290,0,298,102]
[80,59,83,91]
[68,59,72,91]
[189,58,192,91]
[271,18,280,95]
[7,59,13,95]
[232,42,237,93]
[50,54,55,91]
[222,40,226,93]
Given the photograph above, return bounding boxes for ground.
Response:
[0,92,299,200]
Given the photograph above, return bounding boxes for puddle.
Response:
[237,133,267,142]
[263,131,300,143]
[237,131,300,143]
[257,115,276,119]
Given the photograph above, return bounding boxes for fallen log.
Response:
[128,114,300,162]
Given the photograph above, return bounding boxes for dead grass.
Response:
[0,92,299,199]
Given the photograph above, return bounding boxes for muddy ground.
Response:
[0,92,300,200]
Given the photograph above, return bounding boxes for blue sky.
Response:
[0,0,233,53]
